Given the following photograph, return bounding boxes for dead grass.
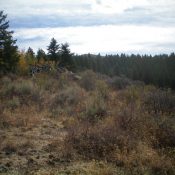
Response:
[0,72,175,174]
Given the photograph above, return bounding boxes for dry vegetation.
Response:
[0,70,175,175]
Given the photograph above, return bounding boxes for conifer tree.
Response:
[36,48,46,63]
[47,38,60,64]
[26,47,35,58]
[25,47,35,65]
[0,11,19,74]
[59,42,73,69]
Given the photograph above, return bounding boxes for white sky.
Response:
[1,0,175,54]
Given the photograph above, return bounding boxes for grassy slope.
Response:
[0,70,175,175]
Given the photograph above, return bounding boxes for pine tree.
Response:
[36,48,46,63]
[47,38,60,64]
[26,47,35,58]
[25,47,35,65]
[59,42,73,69]
[0,11,19,74]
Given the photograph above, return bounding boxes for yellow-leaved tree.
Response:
[17,51,29,75]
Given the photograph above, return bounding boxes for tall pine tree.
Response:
[59,42,73,69]
[47,38,60,64]
[0,11,19,74]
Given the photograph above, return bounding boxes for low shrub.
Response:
[0,76,11,87]
[79,70,97,91]
[1,141,18,155]
[58,73,70,89]
[96,80,109,100]
[109,76,131,90]
[6,97,20,111]
[0,108,10,128]
[2,80,40,104]
[15,81,34,96]
[52,86,82,108]
[85,93,107,122]
[65,113,174,174]
[156,117,175,148]
[144,88,175,114]
[65,116,137,162]
[1,139,34,156]
[50,85,83,117]
[35,74,59,92]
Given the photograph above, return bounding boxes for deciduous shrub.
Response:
[144,88,175,114]
[1,80,40,104]
[85,93,107,122]
[6,97,20,111]
[156,117,175,148]
[79,70,97,91]
[109,76,131,90]
[50,85,83,117]
[52,86,82,107]
[96,80,109,100]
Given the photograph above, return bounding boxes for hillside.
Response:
[0,70,175,175]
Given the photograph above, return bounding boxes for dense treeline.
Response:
[73,53,175,89]
[1,10,175,90]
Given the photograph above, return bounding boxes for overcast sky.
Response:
[1,0,175,55]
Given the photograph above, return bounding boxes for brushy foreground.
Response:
[0,70,175,175]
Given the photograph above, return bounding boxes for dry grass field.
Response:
[0,70,175,175]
